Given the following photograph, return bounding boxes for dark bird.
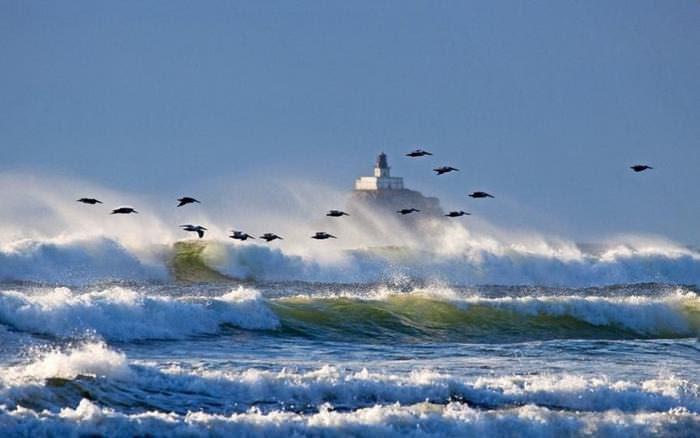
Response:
[260,233,283,242]
[630,165,653,172]
[180,224,207,239]
[468,192,494,199]
[433,166,459,175]
[326,210,349,217]
[230,231,255,241]
[177,197,200,207]
[111,207,138,214]
[77,198,102,205]
[312,232,336,240]
[406,149,433,157]
[445,210,471,217]
[397,208,420,215]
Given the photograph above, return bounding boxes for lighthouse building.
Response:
[355,153,404,191]
[349,152,444,217]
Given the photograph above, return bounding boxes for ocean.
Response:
[0,179,699,436]
[1,242,699,436]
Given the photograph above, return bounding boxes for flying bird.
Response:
[312,232,336,240]
[77,198,102,205]
[630,165,653,172]
[177,197,200,207]
[445,211,471,217]
[180,224,207,239]
[397,208,420,215]
[468,192,494,199]
[406,149,433,157]
[111,207,138,214]
[260,233,283,242]
[433,166,459,175]
[230,231,255,241]
[326,210,349,217]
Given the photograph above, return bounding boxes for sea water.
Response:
[1,279,698,437]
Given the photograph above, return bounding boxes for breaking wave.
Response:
[200,239,700,286]
[0,286,279,341]
[272,287,700,341]
[2,235,699,287]
[1,285,697,342]
[0,342,698,437]
[2,401,697,438]
[0,237,168,284]
[1,169,699,287]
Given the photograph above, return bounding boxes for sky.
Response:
[1,0,699,244]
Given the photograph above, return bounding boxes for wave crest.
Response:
[0,286,279,341]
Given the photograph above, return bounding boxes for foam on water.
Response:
[2,341,131,383]
[0,286,279,341]
[0,398,697,438]
[2,343,698,416]
[0,237,168,284]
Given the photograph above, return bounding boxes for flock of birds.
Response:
[76,148,654,242]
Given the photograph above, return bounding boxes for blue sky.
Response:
[1,1,699,243]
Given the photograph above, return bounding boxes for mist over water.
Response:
[1,171,699,437]
[0,171,698,286]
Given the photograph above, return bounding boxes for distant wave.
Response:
[0,234,699,288]
[1,342,698,437]
[1,286,697,342]
[196,239,700,287]
[1,171,699,287]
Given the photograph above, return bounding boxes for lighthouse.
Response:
[354,152,404,190]
[349,152,444,217]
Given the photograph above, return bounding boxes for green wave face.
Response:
[170,241,232,283]
[270,293,700,343]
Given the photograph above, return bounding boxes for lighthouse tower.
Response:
[355,152,404,190]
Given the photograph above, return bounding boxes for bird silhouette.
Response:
[397,208,420,215]
[326,210,349,217]
[180,224,207,238]
[468,192,494,199]
[260,233,283,242]
[406,149,433,157]
[445,211,470,217]
[433,166,459,175]
[312,232,336,239]
[177,197,200,207]
[77,198,102,205]
[111,207,138,214]
[630,165,653,172]
[230,231,255,241]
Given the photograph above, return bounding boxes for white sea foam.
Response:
[3,342,699,415]
[1,342,698,436]
[0,399,697,438]
[0,237,168,284]
[151,364,700,414]
[2,341,131,383]
[0,286,279,341]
